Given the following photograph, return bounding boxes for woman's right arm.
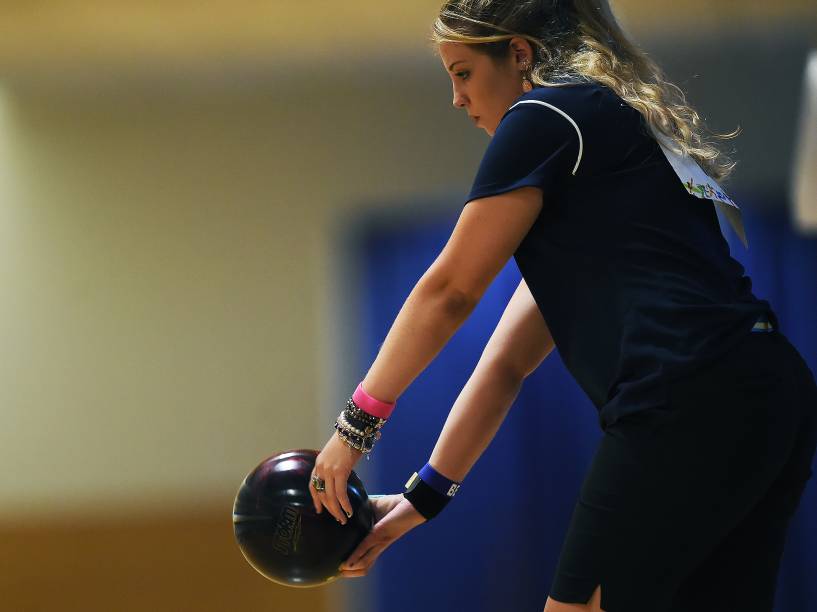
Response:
[427,277,554,482]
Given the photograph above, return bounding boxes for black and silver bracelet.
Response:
[333,395,389,457]
[333,419,381,454]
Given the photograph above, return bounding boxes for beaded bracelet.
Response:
[333,383,392,457]
[344,398,387,430]
[336,412,384,441]
[333,419,375,454]
[335,405,381,439]
[334,421,380,454]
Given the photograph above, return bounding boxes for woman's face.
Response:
[438,41,527,137]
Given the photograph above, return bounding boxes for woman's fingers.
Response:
[370,493,403,522]
[334,471,354,520]
[323,471,347,524]
[311,464,351,522]
[337,495,427,580]
[321,473,338,522]
[310,432,361,524]
[338,545,384,577]
[308,470,323,514]
[338,542,388,577]
[340,532,391,575]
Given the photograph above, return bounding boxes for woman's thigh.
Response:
[549,331,817,612]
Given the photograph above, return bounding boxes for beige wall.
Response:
[0,67,482,610]
[0,69,480,519]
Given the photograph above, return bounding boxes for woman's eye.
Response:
[456,71,470,81]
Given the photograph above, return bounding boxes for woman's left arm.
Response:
[313,186,543,524]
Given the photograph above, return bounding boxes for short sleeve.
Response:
[464,99,581,207]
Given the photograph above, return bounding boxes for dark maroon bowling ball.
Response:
[232,449,374,588]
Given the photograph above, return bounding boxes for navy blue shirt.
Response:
[465,82,776,431]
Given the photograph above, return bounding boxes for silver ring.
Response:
[311,474,326,492]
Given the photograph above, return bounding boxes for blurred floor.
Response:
[0,507,335,612]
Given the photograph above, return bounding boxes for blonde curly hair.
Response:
[431,0,740,182]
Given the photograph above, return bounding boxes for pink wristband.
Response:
[352,382,396,419]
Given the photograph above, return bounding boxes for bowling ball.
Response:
[232,449,374,588]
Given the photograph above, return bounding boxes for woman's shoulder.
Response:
[510,80,629,118]
[500,80,654,177]
[503,80,642,144]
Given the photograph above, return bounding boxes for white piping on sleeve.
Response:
[509,100,584,175]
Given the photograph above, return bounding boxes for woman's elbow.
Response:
[485,342,554,383]
[419,274,480,319]
[441,287,478,318]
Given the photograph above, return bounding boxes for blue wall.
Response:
[354,200,817,611]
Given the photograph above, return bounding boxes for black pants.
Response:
[549,330,817,612]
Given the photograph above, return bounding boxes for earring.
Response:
[521,62,533,92]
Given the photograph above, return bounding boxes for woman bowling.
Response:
[310,1,817,610]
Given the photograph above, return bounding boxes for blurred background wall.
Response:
[0,2,814,611]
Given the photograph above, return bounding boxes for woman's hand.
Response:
[310,431,364,524]
[339,493,426,577]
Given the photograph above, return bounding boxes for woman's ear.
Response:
[509,37,534,69]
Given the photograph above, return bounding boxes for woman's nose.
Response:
[452,85,467,109]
